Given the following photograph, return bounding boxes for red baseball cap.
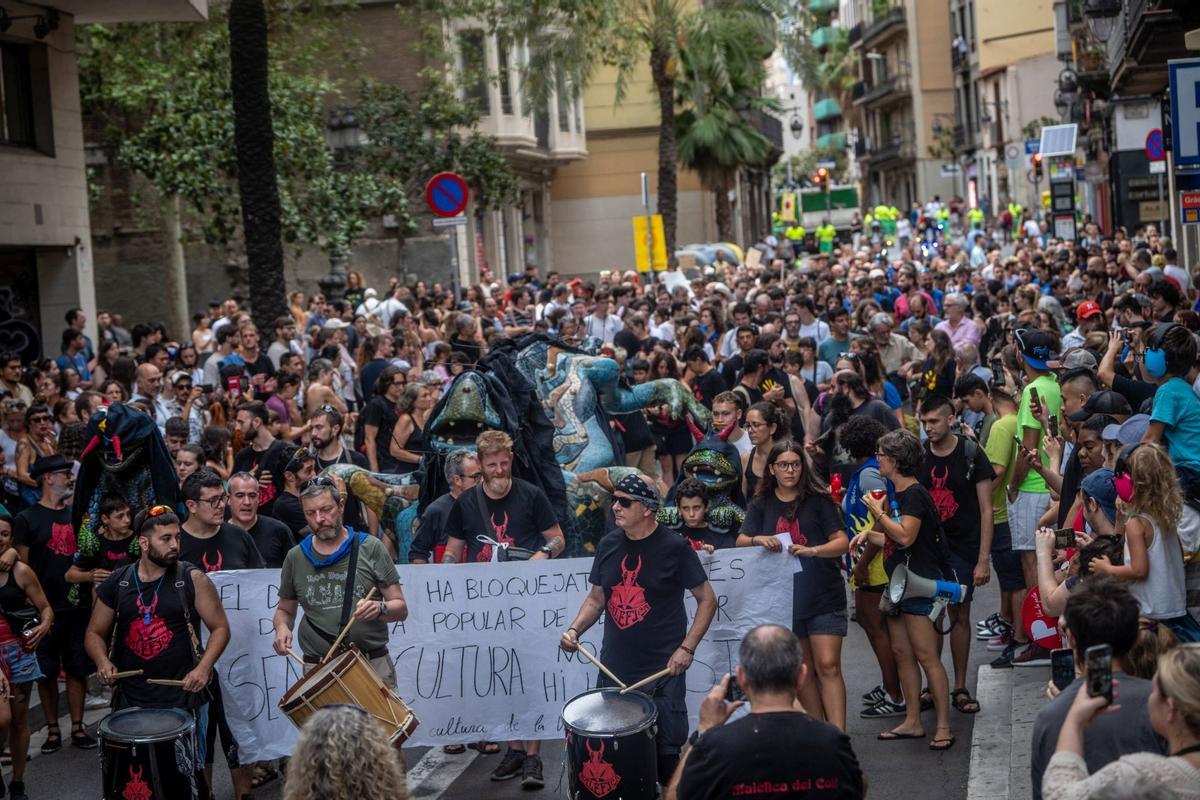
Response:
[1075,300,1102,321]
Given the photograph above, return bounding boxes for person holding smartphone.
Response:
[1002,329,1063,668]
[1041,643,1200,799]
[1029,577,1165,799]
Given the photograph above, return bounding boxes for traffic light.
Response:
[1032,152,1043,181]
[814,167,829,191]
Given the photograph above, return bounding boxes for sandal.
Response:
[469,741,501,755]
[71,721,98,750]
[877,729,924,740]
[251,764,280,789]
[929,735,956,751]
[40,724,62,754]
[443,744,467,754]
[952,688,981,714]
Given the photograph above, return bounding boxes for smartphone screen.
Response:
[1085,643,1113,704]
[1051,649,1075,692]
[1048,415,1060,438]
[1030,386,1041,410]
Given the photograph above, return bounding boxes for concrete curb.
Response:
[967,666,1012,800]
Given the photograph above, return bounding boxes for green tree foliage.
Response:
[675,9,780,240]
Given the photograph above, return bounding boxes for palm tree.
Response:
[229,0,288,329]
[675,10,779,240]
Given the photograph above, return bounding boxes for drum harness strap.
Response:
[303,532,386,664]
[110,561,210,708]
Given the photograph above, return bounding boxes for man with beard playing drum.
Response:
[561,473,718,787]
[85,505,232,798]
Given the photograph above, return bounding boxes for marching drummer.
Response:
[561,473,718,787]
[272,475,407,688]
[84,505,232,794]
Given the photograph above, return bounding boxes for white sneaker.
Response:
[85,691,110,710]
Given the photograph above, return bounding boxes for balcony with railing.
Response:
[862,4,906,48]
[816,131,848,150]
[812,25,847,52]
[851,80,866,102]
[754,110,784,163]
[1103,0,1200,95]
[848,21,863,46]
[860,70,911,107]
[813,97,843,122]
[862,125,916,166]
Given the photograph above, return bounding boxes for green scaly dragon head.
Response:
[427,371,503,454]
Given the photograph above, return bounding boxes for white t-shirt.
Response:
[377,297,408,329]
[1165,265,1193,294]
[730,430,753,459]
[0,429,19,495]
[581,314,623,344]
[798,319,830,344]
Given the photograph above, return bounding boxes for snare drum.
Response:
[99,707,199,800]
[562,688,658,800]
[278,646,419,744]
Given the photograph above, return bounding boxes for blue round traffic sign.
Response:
[424,172,469,217]
[1146,129,1165,162]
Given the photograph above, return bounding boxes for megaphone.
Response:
[887,563,967,622]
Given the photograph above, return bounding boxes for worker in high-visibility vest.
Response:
[816,219,837,254]
[1007,201,1024,236]
[785,225,806,242]
[966,206,984,228]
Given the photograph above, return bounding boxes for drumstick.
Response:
[146,679,187,687]
[325,587,379,660]
[576,646,627,690]
[619,667,673,695]
[288,649,305,666]
[111,670,143,680]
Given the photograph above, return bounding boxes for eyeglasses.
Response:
[196,493,228,509]
[613,496,637,508]
[772,460,802,472]
[29,415,51,424]
[745,422,767,430]
[461,472,482,481]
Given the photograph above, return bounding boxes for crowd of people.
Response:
[0,199,1197,799]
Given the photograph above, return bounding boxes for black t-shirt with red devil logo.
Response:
[443,480,558,562]
[96,562,201,708]
[589,525,708,683]
[179,523,265,574]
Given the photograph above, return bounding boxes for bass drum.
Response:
[99,707,200,800]
[562,688,658,800]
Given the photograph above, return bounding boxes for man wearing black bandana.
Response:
[561,473,718,786]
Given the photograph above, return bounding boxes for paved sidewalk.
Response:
[967,662,1052,800]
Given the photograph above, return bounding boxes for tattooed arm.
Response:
[535,525,566,560]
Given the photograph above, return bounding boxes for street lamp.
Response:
[1082,0,1120,43]
[790,116,803,139]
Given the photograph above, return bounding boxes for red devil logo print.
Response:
[476,512,514,563]
[607,556,651,630]
[47,522,76,557]
[122,765,152,800]
[927,466,959,522]
[201,550,223,573]
[775,515,806,547]
[578,739,620,798]
[126,597,173,660]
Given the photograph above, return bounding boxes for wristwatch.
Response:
[378,600,387,619]
[687,730,701,747]
[539,545,554,556]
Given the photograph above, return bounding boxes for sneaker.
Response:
[990,641,1018,669]
[1012,642,1054,667]
[521,755,545,790]
[490,748,526,781]
[976,614,1012,640]
[8,781,25,800]
[861,685,886,705]
[85,690,109,710]
[986,631,1013,652]
[860,697,907,718]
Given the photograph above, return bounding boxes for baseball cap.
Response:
[1080,468,1118,524]
[169,370,192,385]
[1102,413,1149,446]
[1014,328,1058,371]
[323,318,349,330]
[1068,390,1133,421]
[1047,348,1098,371]
[1075,300,1103,321]
[869,268,885,280]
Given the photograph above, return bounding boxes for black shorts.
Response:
[596,670,688,755]
[947,552,977,604]
[204,675,242,769]
[989,522,1026,592]
[36,607,94,679]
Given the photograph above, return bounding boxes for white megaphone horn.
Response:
[887,563,967,622]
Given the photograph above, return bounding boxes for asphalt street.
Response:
[11,577,1050,799]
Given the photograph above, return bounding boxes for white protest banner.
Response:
[209,548,792,760]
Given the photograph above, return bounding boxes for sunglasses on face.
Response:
[29,415,51,424]
[613,495,637,508]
